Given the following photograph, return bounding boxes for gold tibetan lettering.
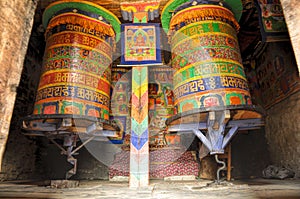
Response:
[62,86,69,97]
[54,86,62,97]
[197,79,205,90]
[221,76,229,87]
[78,87,85,99]
[189,81,198,92]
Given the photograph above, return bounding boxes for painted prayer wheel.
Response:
[165,3,254,118]
[33,1,120,121]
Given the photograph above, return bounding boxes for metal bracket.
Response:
[167,110,244,155]
[49,135,95,179]
[166,109,264,182]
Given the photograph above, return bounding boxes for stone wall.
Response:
[231,130,271,179]
[0,1,43,180]
[265,92,300,177]
[1,47,42,179]
[35,138,110,180]
[0,36,43,180]
[281,0,300,75]
[0,0,38,177]
[246,40,300,178]
[0,0,37,168]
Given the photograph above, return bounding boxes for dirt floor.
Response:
[0,178,299,199]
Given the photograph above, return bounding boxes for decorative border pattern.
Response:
[161,0,243,33]
[172,21,237,45]
[170,5,239,33]
[43,0,121,41]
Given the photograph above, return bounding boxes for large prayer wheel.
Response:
[21,1,122,179]
[23,0,121,133]
[161,0,264,157]
[170,4,251,114]
[160,1,263,124]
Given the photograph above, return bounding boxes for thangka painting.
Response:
[247,41,300,109]
[255,0,289,42]
[120,23,162,65]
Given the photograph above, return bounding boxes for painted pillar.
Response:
[130,67,149,187]
[0,0,37,171]
[120,1,161,188]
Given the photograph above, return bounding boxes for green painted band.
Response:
[161,0,243,33]
[43,0,121,42]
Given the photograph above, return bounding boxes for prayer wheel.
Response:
[159,0,264,125]
[161,1,264,157]
[23,0,121,133]
[22,0,122,179]
[170,4,251,115]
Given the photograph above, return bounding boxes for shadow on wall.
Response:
[231,128,271,179]
[35,137,110,180]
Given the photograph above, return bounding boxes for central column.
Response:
[120,1,161,188]
[130,67,149,187]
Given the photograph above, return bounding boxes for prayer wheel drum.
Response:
[162,1,263,125]
[23,0,121,134]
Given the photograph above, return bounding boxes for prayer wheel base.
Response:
[167,105,265,182]
[167,105,265,154]
[22,114,120,179]
[167,105,264,126]
[22,114,120,139]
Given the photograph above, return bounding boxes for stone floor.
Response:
[0,178,299,199]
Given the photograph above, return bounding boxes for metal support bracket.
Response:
[168,110,241,155]
[166,109,263,182]
[49,135,95,179]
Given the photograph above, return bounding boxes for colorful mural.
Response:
[109,68,131,143]
[255,0,289,42]
[248,41,300,109]
[148,67,175,146]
